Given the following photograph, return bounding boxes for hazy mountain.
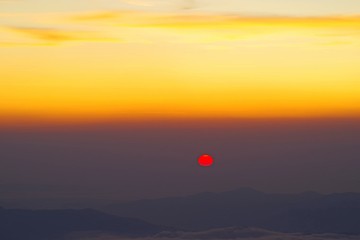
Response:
[0,207,177,240]
[154,226,360,240]
[0,198,121,210]
[102,188,360,234]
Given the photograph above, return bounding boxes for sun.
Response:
[198,155,213,166]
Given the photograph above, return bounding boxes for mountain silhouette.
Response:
[0,207,177,240]
[102,188,360,234]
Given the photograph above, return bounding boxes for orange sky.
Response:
[1,1,360,127]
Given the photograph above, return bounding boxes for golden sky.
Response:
[1,0,360,126]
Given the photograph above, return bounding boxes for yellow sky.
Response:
[1,2,360,126]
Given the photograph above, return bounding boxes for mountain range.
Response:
[101,188,360,234]
[0,207,177,240]
[2,187,360,239]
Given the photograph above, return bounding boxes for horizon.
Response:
[1,117,360,200]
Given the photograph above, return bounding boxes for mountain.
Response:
[102,188,360,234]
[0,197,121,210]
[154,226,360,240]
[0,207,177,240]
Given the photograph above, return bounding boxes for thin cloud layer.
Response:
[1,11,360,45]
[62,227,360,240]
[70,11,137,22]
[1,26,118,43]
[66,11,360,44]
[155,227,360,240]
[69,11,360,30]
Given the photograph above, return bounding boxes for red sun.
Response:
[198,155,213,166]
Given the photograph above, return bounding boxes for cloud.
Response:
[3,11,360,46]
[2,26,119,43]
[155,227,290,239]
[61,227,360,240]
[69,11,360,30]
[153,227,360,240]
[64,11,360,44]
[12,27,78,42]
[70,11,137,22]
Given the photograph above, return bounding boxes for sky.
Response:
[1,0,360,199]
[1,0,360,125]
[1,119,360,200]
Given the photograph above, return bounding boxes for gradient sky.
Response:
[1,1,360,199]
[1,0,360,125]
[1,119,360,200]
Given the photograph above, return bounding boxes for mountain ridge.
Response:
[0,207,179,240]
[102,187,360,234]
